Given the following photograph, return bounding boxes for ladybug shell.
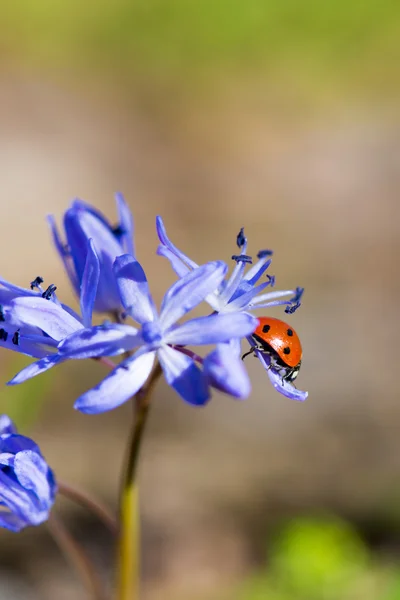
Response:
[252,317,302,368]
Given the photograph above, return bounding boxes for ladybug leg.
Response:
[241,346,257,360]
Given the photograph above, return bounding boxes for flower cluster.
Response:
[1,193,307,409]
[0,193,307,530]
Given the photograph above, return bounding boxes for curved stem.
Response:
[116,362,162,600]
[58,480,118,535]
[48,513,108,600]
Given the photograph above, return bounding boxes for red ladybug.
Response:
[246,317,302,382]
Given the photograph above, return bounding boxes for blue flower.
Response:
[11,256,257,411]
[4,239,101,378]
[48,193,134,313]
[156,217,307,402]
[0,415,57,531]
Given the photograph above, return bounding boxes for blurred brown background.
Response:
[1,2,400,599]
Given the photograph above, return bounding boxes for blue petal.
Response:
[47,215,79,292]
[74,349,156,414]
[8,354,64,385]
[0,415,18,436]
[0,434,39,455]
[80,239,100,328]
[0,511,27,532]
[158,345,209,406]
[115,192,134,256]
[165,313,258,346]
[0,333,53,359]
[59,324,140,359]
[156,216,198,270]
[0,277,39,298]
[64,200,123,312]
[11,297,82,341]
[160,261,227,330]
[156,245,191,278]
[113,255,157,324]
[14,451,54,507]
[203,343,251,399]
[255,349,308,402]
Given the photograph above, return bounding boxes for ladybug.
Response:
[244,317,302,382]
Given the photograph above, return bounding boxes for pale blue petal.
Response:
[59,324,140,358]
[255,349,308,402]
[80,239,100,327]
[115,192,134,255]
[156,216,198,269]
[8,354,64,385]
[160,261,227,330]
[11,297,82,341]
[156,245,191,278]
[165,313,258,346]
[113,255,157,324]
[158,345,209,406]
[14,451,51,502]
[203,344,251,399]
[74,349,156,414]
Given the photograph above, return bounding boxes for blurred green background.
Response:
[1,2,400,599]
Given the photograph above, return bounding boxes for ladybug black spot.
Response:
[262,324,270,333]
[287,329,293,336]
[283,347,291,355]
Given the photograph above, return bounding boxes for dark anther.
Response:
[0,328,8,342]
[285,301,301,314]
[292,287,304,304]
[12,330,20,346]
[0,305,5,322]
[257,249,273,259]
[42,284,57,300]
[113,225,126,238]
[262,324,270,333]
[30,276,44,290]
[236,228,246,249]
[287,329,293,336]
[266,274,275,287]
[232,254,252,264]
[283,347,291,355]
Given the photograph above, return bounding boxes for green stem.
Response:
[48,513,108,600]
[116,362,162,600]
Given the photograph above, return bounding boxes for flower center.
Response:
[141,321,162,345]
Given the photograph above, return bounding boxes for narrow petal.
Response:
[255,349,308,402]
[0,333,54,359]
[158,345,209,406]
[59,324,140,358]
[74,350,156,414]
[8,354,64,386]
[165,313,258,346]
[156,216,198,270]
[115,192,134,256]
[0,511,27,532]
[156,245,191,278]
[47,215,79,292]
[11,297,82,341]
[113,255,157,324]
[160,261,227,330]
[80,239,100,327]
[204,344,251,399]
